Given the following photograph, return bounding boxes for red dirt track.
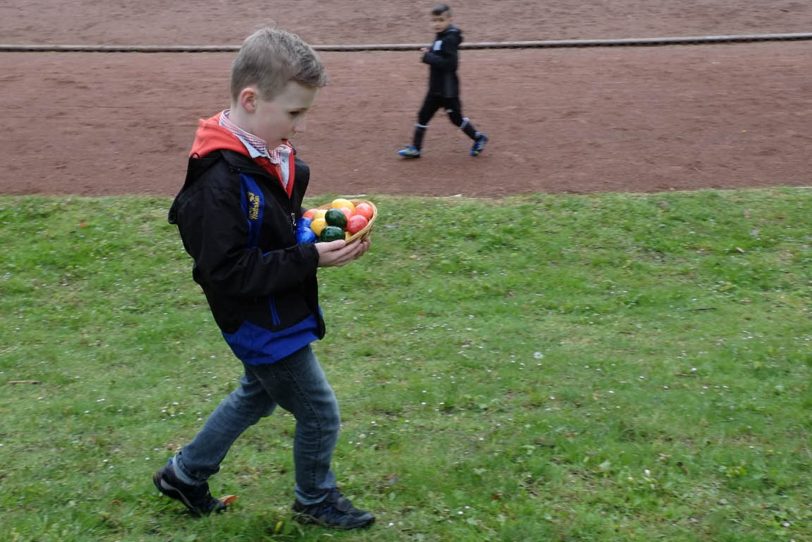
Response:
[1,1,811,197]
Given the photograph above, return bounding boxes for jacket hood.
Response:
[190,113,250,158]
[438,25,463,42]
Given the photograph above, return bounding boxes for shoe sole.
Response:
[293,511,375,530]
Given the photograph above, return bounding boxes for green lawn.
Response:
[1,188,810,541]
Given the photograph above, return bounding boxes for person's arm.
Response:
[177,179,320,298]
[421,33,460,71]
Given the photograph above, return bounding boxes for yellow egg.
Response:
[310,217,327,236]
[331,198,355,212]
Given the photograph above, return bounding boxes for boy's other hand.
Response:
[315,239,371,267]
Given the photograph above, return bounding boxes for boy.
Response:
[398,3,488,159]
[153,27,374,531]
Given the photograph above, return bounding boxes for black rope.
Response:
[1,33,811,53]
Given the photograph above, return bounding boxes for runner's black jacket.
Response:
[422,24,463,98]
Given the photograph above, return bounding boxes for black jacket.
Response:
[422,25,463,97]
[169,148,324,364]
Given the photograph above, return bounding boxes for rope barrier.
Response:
[1,33,811,53]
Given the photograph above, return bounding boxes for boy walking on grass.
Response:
[398,3,488,158]
[153,27,374,530]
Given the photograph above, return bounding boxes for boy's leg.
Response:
[246,345,340,503]
[399,94,443,157]
[444,97,479,140]
[444,97,488,156]
[414,94,443,149]
[155,369,275,515]
[173,370,276,483]
[247,346,373,529]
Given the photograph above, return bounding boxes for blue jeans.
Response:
[172,345,340,504]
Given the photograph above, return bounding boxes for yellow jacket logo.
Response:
[247,192,260,220]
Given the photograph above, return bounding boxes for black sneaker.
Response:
[292,488,375,530]
[153,462,227,517]
[397,145,422,158]
[470,133,489,156]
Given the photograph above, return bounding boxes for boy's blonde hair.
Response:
[230,27,327,102]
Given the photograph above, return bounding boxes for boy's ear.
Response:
[237,87,259,113]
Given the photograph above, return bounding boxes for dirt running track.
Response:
[1,1,811,197]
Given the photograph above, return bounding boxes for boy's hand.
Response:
[315,239,371,267]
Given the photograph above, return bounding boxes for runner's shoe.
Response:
[470,133,489,156]
[397,145,421,158]
[153,462,227,517]
[292,488,375,530]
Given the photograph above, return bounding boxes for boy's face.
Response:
[244,81,317,145]
[431,13,452,33]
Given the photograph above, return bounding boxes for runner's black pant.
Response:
[412,94,478,149]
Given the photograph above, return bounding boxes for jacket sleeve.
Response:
[175,171,320,298]
[422,33,460,71]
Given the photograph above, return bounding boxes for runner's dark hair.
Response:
[432,3,451,16]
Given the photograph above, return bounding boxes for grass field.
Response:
[1,189,810,541]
